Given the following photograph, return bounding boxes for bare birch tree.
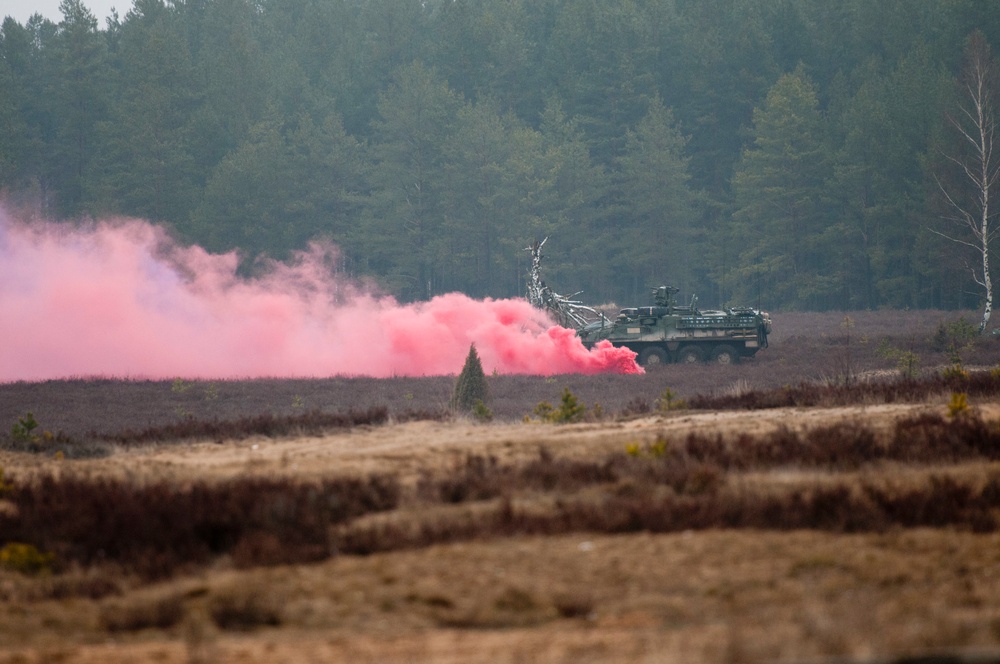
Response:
[934,31,1000,333]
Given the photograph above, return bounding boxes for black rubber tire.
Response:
[637,347,669,366]
[711,345,740,365]
[676,345,704,364]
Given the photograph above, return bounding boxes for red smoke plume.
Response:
[0,208,641,381]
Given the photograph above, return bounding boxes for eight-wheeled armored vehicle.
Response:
[577,286,771,366]
[524,238,772,366]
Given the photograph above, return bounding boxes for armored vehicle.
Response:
[577,286,771,366]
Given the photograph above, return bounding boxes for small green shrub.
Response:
[532,388,586,423]
[655,387,687,412]
[624,439,668,458]
[471,399,493,422]
[11,412,39,442]
[557,388,586,422]
[948,392,970,418]
[451,344,491,413]
[5,414,65,453]
[932,317,978,352]
[0,542,55,575]
[531,401,554,421]
[876,341,920,379]
[170,378,192,394]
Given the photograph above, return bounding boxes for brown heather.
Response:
[1,474,400,578]
[0,412,998,577]
[1,310,998,444]
[2,310,1000,662]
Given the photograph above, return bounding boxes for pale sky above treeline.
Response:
[2,0,122,26]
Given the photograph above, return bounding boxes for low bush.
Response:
[470,399,494,421]
[553,592,595,619]
[10,412,40,442]
[337,468,1000,555]
[97,406,396,446]
[688,371,1000,411]
[948,392,970,417]
[208,584,283,631]
[6,410,1000,576]
[349,412,1000,554]
[0,542,55,575]
[531,388,586,423]
[99,591,185,632]
[0,474,399,578]
[655,387,686,412]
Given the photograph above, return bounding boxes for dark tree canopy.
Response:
[2,0,999,313]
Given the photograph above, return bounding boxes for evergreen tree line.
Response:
[2,0,999,311]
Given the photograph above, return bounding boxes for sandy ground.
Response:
[3,403,1000,663]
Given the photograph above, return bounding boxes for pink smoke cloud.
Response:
[0,207,640,381]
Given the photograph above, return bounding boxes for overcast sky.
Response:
[2,0,126,26]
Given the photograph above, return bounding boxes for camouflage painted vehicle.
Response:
[577,286,772,366]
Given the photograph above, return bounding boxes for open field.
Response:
[2,309,999,438]
[2,310,1000,663]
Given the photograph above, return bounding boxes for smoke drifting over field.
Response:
[0,208,640,381]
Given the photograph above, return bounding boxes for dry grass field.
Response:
[2,310,1000,663]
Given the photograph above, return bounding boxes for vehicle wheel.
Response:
[676,345,704,364]
[711,345,740,365]
[637,347,669,367]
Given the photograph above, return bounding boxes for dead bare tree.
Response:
[525,238,608,329]
[933,31,1000,333]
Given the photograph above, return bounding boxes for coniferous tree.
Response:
[50,0,108,216]
[613,96,696,299]
[368,61,460,300]
[450,344,490,414]
[830,46,951,309]
[731,66,838,309]
[96,0,199,223]
[0,0,997,310]
[0,35,25,187]
[442,97,550,297]
[535,97,611,302]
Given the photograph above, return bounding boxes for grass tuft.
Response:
[99,591,185,632]
[208,584,283,631]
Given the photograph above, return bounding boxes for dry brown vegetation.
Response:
[2,310,1000,663]
[1,310,996,441]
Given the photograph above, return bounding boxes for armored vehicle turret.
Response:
[577,286,771,366]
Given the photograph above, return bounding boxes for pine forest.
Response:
[2,0,1000,313]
